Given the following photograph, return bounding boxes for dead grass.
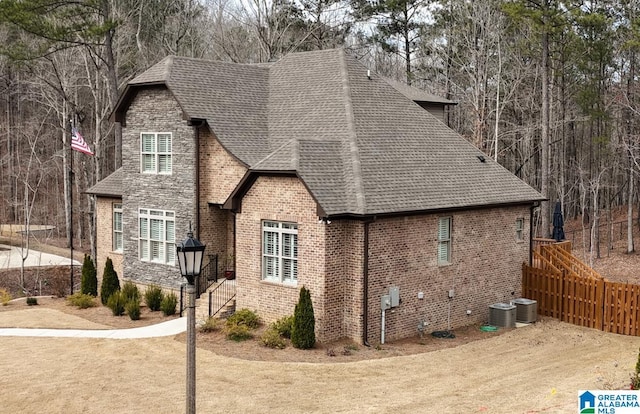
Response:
[1,312,638,413]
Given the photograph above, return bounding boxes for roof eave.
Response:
[111,81,168,125]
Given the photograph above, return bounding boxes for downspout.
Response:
[193,122,202,238]
[529,203,537,266]
[363,219,372,347]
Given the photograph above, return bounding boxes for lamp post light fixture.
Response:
[176,226,206,414]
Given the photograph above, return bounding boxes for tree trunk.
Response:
[540,28,551,238]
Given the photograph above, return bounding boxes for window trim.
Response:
[138,208,175,265]
[437,217,452,265]
[262,220,298,285]
[113,202,123,253]
[516,218,524,242]
[140,132,172,174]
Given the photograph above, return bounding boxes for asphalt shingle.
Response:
[112,49,543,217]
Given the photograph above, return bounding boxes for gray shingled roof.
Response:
[87,168,123,197]
[385,78,457,105]
[114,49,543,216]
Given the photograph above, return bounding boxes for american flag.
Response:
[71,127,94,155]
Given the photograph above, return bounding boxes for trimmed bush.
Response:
[100,257,120,305]
[121,281,140,304]
[66,293,98,309]
[0,288,12,306]
[273,315,294,339]
[80,254,98,296]
[225,324,253,341]
[260,326,286,349]
[199,317,223,333]
[226,308,260,330]
[125,300,141,320]
[107,291,126,316]
[160,292,178,316]
[144,284,164,311]
[26,297,38,306]
[291,286,316,349]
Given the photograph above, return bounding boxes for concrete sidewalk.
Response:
[0,244,81,269]
[0,317,187,339]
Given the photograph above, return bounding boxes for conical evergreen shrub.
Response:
[80,254,98,296]
[291,286,315,349]
[100,257,121,305]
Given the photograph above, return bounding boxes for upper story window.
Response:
[438,217,452,265]
[113,203,123,252]
[139,208,175,265]
[141,132,172,174]
[516,218,524,242]
[262,221,298,285]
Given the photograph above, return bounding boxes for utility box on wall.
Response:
[389,286,400,307]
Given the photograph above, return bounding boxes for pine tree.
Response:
[291,286,315,349]
[100,257,120,305]
[80,254,98,296]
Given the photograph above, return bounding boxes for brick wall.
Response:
[365,206,531,343]
[94,197,123,287]
[235,176,332,339]
[121,87,196,288]
[234,173,531,344]
[198,128,246,276]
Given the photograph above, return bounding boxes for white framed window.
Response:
[113,203,123,252]
[141,132,172,174]
[262,221,298,284]
[516,218,524,242]
[438,217,452,265]
[139,208,175,265]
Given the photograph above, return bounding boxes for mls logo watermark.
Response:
[579,390,640,413]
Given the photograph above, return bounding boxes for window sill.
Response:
[260,279,298,288]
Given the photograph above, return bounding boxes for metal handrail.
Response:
[180,254,218,316]
[208,278,236,318]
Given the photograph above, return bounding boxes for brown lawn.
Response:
[1,301,639,413]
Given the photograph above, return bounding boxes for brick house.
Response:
[88,49,543,345]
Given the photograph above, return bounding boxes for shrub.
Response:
[226,308,260,330]
[260,326,286,349]
[272,315,294,339]
[199,317,223,333]
[107,291,126,316]
[632,347,640,390]
[26,297,38,306]
[0,288,11,306]
[160,292,178,316]
[225,324,253,341]
[291,286,316,349]
[66,293,98,309]
[100,257,120,305]
[80,254,98,296]
[121,281,140,304]
[125,300,141,321]
[144,284,164,311]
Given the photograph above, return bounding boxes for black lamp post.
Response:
[176,227,206,414]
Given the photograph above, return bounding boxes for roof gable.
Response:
[112,49,543,217]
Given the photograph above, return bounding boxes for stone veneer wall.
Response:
[94,197,123,286]
[120,87,196,288]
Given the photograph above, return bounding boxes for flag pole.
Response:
[69,119,74,295]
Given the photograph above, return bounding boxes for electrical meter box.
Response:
[381,295,391,310]
[389,287,400,307]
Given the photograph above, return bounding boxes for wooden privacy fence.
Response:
[523,243,640,336]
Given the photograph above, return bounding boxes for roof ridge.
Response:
[338,49,366,215]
